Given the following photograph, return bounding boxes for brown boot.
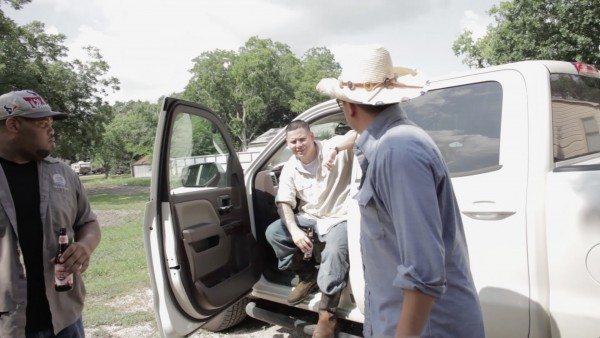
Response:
[287,269,317,305]
[312,291,341,338]
[287,252,317,305]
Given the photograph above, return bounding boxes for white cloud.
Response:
[7,0,502,103]
[459,9,493,40]
[44,25,60,35]
[63,0,299,102]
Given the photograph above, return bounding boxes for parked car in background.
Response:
[91,167,106,175]
[144,60,600,337]
[113,166,129,175]
[70,161,91,175]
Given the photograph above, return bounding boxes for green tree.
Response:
[95,100,158,176]
[183,37,340,150]
[290,47,341,112]
[0,0,31,10]
[183,37,297,149]
[0,3,119,160]
[453,0,600,68]
[228,37,297,149]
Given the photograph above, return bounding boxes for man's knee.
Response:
[321,243,349,262]
[265,219,285,245]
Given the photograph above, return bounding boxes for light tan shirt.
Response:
[275,138,353,237]
[0,157,96,336]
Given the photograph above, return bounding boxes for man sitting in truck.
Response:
[265,120,356,338]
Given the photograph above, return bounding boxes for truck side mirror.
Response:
[181,162,222,188]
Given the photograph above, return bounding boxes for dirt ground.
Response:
[86,185,302,338]
[86,286,301,338]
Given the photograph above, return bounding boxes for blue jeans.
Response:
[26,318,84,338]
[265,218,349,295]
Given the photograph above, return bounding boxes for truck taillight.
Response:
[572,62,599,77]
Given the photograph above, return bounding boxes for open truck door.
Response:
[143,98,262,337]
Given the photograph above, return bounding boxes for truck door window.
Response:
[168,112,229,192]
[551,74,600,162]
[401,81,502,176]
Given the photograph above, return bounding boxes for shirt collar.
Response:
[354,104,407,172]
[42,156,59,164]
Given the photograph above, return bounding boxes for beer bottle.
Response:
[303,227,314,261]
[54,227,73,292]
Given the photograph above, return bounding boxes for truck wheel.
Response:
[201,297,249,332]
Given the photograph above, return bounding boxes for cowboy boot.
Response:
[287,252,317,305]
[312,291,341,338]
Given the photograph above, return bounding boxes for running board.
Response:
[245,301,362,337]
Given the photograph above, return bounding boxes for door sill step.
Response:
[246,301,362,337]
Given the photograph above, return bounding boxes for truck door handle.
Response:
[461,211,515,221]
[219,205,233,214]
[462,201,515,221]
[217,195,233,214]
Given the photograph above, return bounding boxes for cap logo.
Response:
[3,105,14,115]
[22,95,47,109]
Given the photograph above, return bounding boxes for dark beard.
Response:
[36,149,51,159]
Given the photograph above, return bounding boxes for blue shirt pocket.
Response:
[356,184,385,240]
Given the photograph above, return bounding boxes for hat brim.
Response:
[21,110,68,120]
[316,78,423,105]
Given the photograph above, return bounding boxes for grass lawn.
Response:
[80,174,151,188]
[80,175,156,332]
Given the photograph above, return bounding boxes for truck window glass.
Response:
[551,74,600,162]
[168,112,229,191]
[401,81,502,175]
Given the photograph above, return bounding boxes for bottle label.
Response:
[59,235,68,245]
[55,263,73,287]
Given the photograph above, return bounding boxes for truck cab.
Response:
[143,60,600,337]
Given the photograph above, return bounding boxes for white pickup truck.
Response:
[143,60,600,337]
[70,161,91,175]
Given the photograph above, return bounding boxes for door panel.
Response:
[154,98,259,323]
[402,71,529,337]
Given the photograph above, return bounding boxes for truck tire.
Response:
[201,297,249,332]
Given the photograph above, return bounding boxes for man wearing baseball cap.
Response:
[0,90,101,337]
[317,46,484,338]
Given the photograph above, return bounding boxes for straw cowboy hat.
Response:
[316,44,423,105]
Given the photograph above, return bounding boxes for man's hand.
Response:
[52,220,101,274]
[56,242,92,273]
[290,226,313,254]
[322,147,338,171]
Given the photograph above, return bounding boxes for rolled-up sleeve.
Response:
[375,147,447,298]
[274,162,297,209]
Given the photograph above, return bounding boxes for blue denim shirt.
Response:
[354,105,484,338]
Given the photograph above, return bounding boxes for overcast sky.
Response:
[6,0,500,103]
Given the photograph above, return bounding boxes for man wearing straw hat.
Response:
[317,45,484,338]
